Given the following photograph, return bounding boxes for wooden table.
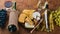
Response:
[0,0,60,34]
[0,23,60,34]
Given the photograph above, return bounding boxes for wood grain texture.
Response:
[16,0,60,11]
[16,0,38,10]
[0,0,60,34]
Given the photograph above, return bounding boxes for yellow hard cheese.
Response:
[25,17,34,25]
[22,10,35,19]
[18,13,27,23]
[18,9,35,24]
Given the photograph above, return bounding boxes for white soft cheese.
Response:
[32,12,40,21]
[25,22,34,28]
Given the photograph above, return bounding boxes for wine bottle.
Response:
[7,10,19,32]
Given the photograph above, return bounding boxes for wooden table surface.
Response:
[0,0,60,34]
[0,24,60,34]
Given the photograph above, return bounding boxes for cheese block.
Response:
[18,10,35,23]
[18,13,27,23]
[22,9,35,19]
